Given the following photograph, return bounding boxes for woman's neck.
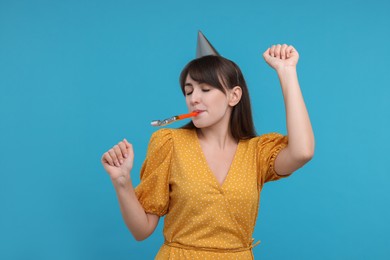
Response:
[196,125,237,150]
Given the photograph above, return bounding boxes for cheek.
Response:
[212,94,229,109]
[185,96,190,106]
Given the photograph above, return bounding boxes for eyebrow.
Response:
[184,83,193,87]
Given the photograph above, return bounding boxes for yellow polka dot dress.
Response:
[135,128,289,259]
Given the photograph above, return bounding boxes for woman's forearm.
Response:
[277,67,315,161]
[112,177,159,241]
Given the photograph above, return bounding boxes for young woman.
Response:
[101,43,314,259]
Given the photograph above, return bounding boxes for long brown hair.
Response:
[179,55,257,140]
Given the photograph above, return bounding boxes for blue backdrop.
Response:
[1,0,389,259]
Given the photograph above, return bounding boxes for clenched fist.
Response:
[263,44,299,72]
[101,139,134,183]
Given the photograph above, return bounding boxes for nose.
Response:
[189,88,201,105]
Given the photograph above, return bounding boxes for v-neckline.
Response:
[193,129,241,189]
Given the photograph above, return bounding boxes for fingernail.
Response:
[120,160,124,164]
[124,154,128,158]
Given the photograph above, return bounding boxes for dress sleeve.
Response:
[257,133,290,186]
[134,129,173,216]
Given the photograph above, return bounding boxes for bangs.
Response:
[180,55,228,94]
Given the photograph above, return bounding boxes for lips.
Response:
[193,110,205,115]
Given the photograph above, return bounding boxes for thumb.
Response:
[123,138,131,148]
[262,48,272,63]
[123,139,134,156]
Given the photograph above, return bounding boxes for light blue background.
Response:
[1,0,389,259]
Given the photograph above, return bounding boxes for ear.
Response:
[228,86,242,107]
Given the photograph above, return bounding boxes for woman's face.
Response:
[184,74,232,129]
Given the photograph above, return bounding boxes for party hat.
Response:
[196,31,220,58]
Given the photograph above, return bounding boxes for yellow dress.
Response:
[135,128,289,259]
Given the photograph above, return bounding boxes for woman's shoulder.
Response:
[151,128,195,142]
[257,132,285,141]
[241,132,286,148]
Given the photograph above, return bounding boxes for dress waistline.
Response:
[164,239,260,253]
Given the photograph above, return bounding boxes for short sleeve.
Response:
[257,133,289,186]
[134,129,173,216]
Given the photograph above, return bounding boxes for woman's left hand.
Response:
[263,44,299,72]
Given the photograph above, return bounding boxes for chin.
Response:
[192,119,217,129]
[192,120,207,129]
[192,122,205,128]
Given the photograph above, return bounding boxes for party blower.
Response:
[151,111,199,127]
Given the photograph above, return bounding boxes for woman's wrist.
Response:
[111,174,133,190]
[276,66,297,77]
[276,66,300,94]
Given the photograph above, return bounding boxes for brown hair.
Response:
[179,55,257,140]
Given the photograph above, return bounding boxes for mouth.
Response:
[193,110,205,115]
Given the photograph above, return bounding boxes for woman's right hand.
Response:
[101,139,134,183]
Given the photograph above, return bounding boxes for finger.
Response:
[274,44,282,58]
[104,150,116,166]
[263,48,271,61]
[113,145,124,165]
[286,45,294,58]
[270,45,276,57]
[281,44,288,60]
[118,141,128,159]
[291,46,298,56]
[108,149,120,167]
[123,139,134,156]
[263,48,273,64]
[123,138,131,148]
[102,152,114,166]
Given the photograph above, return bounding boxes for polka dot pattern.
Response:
[134,128,289,259]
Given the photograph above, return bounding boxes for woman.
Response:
[101,42,314,259]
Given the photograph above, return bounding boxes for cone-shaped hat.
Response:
[196,31,220,58]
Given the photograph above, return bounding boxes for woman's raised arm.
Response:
[263,44,315,175]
